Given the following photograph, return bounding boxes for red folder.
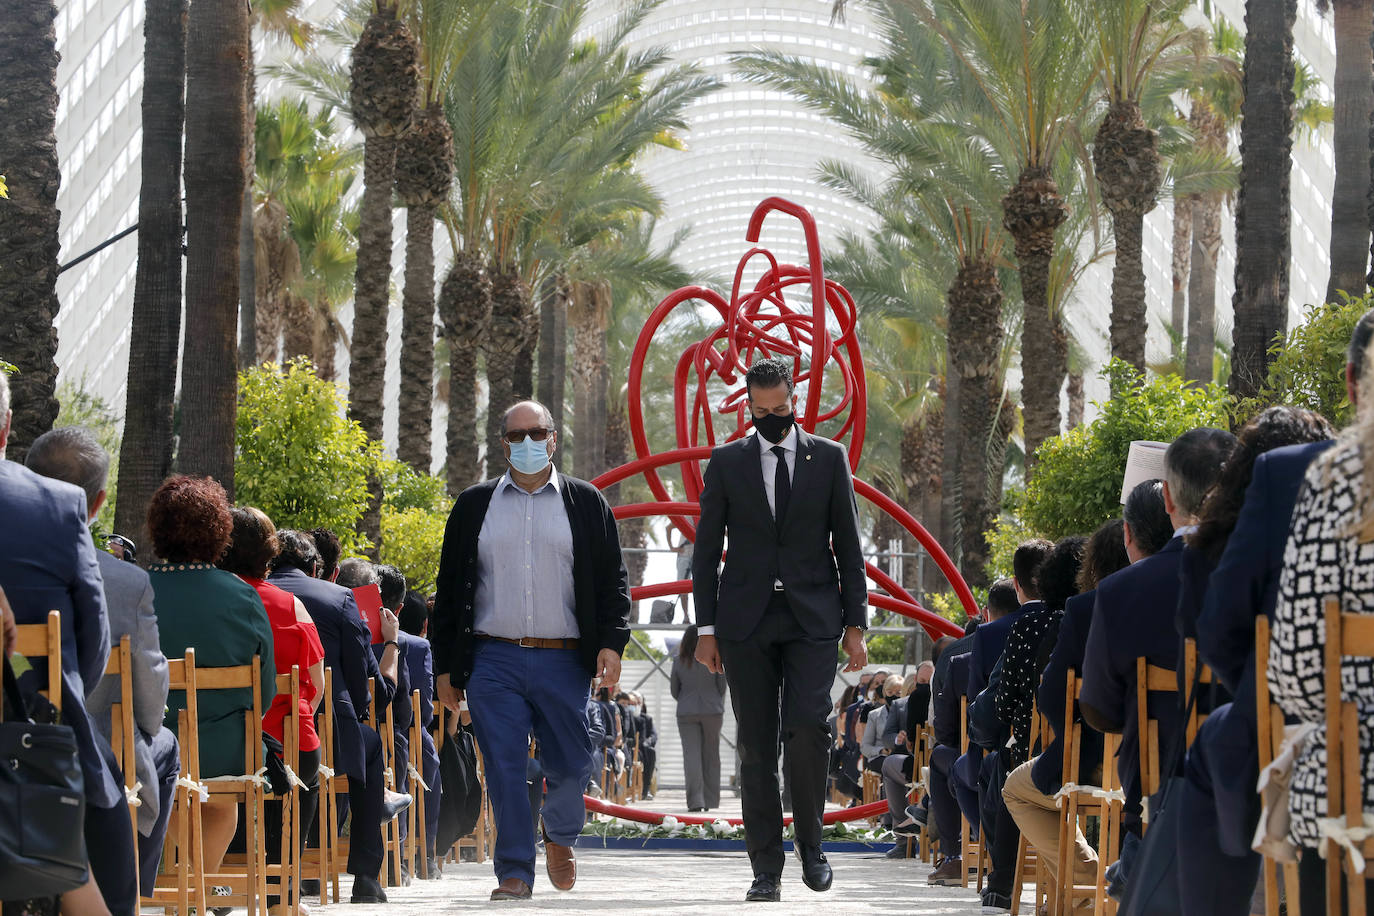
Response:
[353,583,384,644]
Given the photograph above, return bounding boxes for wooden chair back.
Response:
[1255,615,1301,916]
[11,609,63,713]
[1011,699,1054,916]
[143,649,207,915]
[1181,638,1218,745]
[1057,668,1123,916]
[406,688,429,879]
[102,636,141,876]
[1321,596,1374,915]
[1134,658,1179,802]
[958,695,987,891]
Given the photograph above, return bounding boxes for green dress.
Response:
[149,563,276,778]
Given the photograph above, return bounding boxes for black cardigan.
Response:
[431,473,632,688]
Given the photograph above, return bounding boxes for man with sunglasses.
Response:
[692,357,869,903]
[433,400,631,902]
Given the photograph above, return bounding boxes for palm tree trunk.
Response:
[483,267,534,453]
[569,280,609,479]
[350,133,399,549]
[538,275,568,470]
[398,204,436,474]
[1186,194,1224,382]
[114,0,185,560]
[1328,0,1373,301]
[1066,373,1085,429]
[445,340,480,494]
[1108,208,1148,371]
[239,65,257,371]
[1230,0,1297,400]
[1003,166,1068,472]
[281,294,313,361]
[0,0,63,463]
[179,0,248,494]
[1170,194,1192,356]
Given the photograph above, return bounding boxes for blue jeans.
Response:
[465,641,592,887]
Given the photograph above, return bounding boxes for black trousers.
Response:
[1299,847,1374,916]
[342,722,386,879]
[718,592,836,877]
[85,739,138,915]
[980,751,1021,898]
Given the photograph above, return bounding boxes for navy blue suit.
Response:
[1175,441,1332,916]
[1033,590,1104,796]
[955,603,1033,790]
[270,564,395,880]
[930,651,973,857]
[1080,537,1184,831]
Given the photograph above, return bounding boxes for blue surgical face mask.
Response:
[507,436,551,475]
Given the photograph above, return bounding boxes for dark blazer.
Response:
[932,631,975,708]
[1191,440,1332,854]
[692,431,867,640]
[935,651,972,749]
[269,564,393,781]
[967,602,1036,705]
[374,634,413,761]
[1080,536,1186,822]
[0,460,120,810]
[1033,590,1104,796]
[431,473,631,687]
[402,634,435,730]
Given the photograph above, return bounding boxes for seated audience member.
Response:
[5,417,129,916]
[926,650,974,886]
[375,564,418,875]
[1004,517,1134,895]
[885,661,935,844]
[961,543,1052,912]
[929,632,966,713]
[146,476,277,885]
[26,427,179,902]
[269,531,406,903]
[1080,427,1235,893]
[861,676,902,773]
[217,506,326,902]
[398,589,443,876]
[1270,409,1374,913]
[586,693,611,797]
[1183,393,1357,916]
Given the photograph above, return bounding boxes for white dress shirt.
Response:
[473,468,579,639]
[699,428,797,636]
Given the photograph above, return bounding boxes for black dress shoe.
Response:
[793,842,833,892]
[380,791,413,822]
[350,874,388,904]
[745,872,781,902]
[300,878,321,897]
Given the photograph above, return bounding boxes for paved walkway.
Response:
[335,848,998,914]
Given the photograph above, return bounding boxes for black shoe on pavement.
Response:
[350,874,388,904]
[981,889,1013,913]
[300,878,320,897]
[793,842,833,892]
[746,872,781,902]
[928,856,964,886]
[906,803,929,825]
[892,818,921,836]
[885,843,911,859]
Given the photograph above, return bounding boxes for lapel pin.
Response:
[806,454,812,460]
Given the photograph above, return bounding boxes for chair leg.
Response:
[1011,834,1029,915]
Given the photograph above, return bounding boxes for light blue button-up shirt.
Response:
[473,468,579,639]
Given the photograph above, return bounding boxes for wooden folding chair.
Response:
[959,696,988,890]
[1056,669,1123,916]
[1135,657,1181,822]
[1319,596,1374,915]
[1181,638,1218,745]
[12,609,62,707]
[304,666,343,905]
[406,688,429,879]
[103,635,142,888]
[1011,702,1055,916]
[142,649,208,916]
[263,667,305,916]
[371,690,404,887]
[1255,615,1301,916]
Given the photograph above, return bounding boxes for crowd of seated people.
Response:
[881,311,1374,915]
[584,684,657,802]
[0,370,449,915]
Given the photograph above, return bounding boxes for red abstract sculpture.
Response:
[590,197,976,637]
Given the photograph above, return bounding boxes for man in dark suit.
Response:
[926,650,974,885]
[691,357,868,903]
[26,425,181,901]
[269,530,407,903]
[3,409,135,914]
[399,589,443,876]
[432,400,631,902]
[1081,427,1235,896]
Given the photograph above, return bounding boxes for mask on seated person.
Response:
[508,436,551,475]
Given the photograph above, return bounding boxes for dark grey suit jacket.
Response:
[87,549,171,833]
[692,430,867,641]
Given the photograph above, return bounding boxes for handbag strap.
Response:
[2,651,33,723]
[1159,656,1205,783]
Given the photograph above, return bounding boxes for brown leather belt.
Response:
[476,634,580,650]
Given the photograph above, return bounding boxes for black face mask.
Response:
[754,411,795,444]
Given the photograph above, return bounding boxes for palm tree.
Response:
[179,0,250,494]
[1229,0,1298,400]
[348,1,419,546]
[0,0,62,463]
[114,0,186,559]
[1320,0,1372,301]
[437,252,490,494]
[1087,0,1195,373]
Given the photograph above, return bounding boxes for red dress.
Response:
[243,577,325,752]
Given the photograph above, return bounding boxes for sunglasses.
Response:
[504,427,553,443]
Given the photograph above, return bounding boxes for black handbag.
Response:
[0,654,89,899]
[435,726,483,852]
[1116,663,1205,916]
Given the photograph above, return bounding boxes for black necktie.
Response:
[771,445,791,529]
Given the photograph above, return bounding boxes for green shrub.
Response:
[56,380,121,535]
[380,458,450,513]
[1253,295,1371,428]
[379,505,447,595]
[235,359,379,553]
[1021,360,1230,541]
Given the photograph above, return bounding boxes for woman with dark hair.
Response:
[1076,518,1130,594]
[147,477,276,881]
[671,625,727,811]
[218,506,325,902]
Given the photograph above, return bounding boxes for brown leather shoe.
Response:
[489,878,533,901]
[543,830,577,891]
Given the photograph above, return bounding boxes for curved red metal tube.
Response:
[583,794,889,828]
